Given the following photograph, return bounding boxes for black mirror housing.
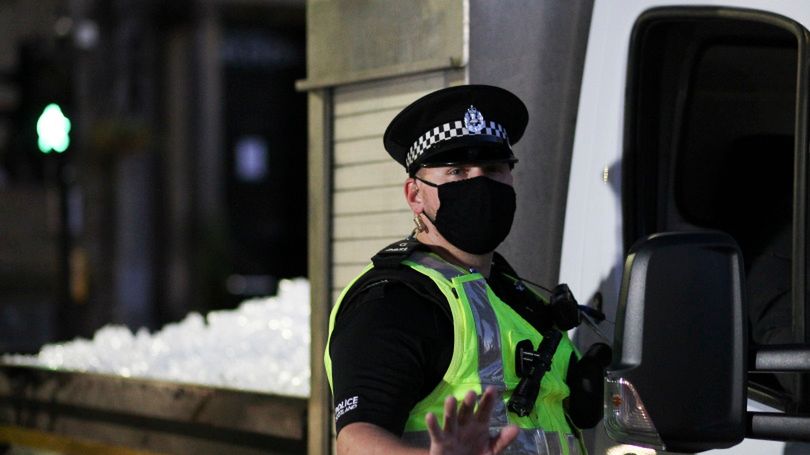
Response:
[607,231,747,452]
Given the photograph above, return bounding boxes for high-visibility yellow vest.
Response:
[325,251,583,455]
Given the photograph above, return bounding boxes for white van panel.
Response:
[561,0,810,326]
[561,0,810,453]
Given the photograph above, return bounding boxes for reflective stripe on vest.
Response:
[402,428,582,455]
[400,252,581,455]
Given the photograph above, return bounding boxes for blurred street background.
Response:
[0,0,308,353]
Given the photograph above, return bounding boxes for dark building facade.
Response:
[0,0,307,350]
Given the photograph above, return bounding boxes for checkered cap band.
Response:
[406,120,509,168]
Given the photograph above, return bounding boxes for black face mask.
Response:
[417,175,516,254]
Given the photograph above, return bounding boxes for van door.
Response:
[563,3,810,453]
[623,6,809,413]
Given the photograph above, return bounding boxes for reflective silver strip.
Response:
[408,252,468,280]
[461,278,508,426]
[505,428,579,455]
[403,428,579,455]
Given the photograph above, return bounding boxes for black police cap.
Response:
[383,84,529,174]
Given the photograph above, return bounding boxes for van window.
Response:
[624,9,808,410]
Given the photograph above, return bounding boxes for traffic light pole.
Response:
[44,154,74,341]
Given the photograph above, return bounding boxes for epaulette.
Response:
[371,237,424,269]
[492,251,519,277]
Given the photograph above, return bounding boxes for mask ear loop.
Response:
[413,175,439,187]
[411,176,439,226]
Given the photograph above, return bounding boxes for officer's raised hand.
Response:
[426,387,519,455]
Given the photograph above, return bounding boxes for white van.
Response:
[561,0,810,453]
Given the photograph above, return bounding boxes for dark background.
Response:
[0,0,308,353]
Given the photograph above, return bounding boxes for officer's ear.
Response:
[404,177,424,210]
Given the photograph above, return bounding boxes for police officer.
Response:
[325,85,608,455]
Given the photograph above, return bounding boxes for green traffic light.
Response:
[36,103,71,154]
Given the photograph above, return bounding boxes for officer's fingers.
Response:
[442,395,458,434]
[425,412,444,444]
[475,386,498,423]
[456,390,477,426]
[491,424,520,454]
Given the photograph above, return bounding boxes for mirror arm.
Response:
[747,413,810,441]
[751,345,810,372]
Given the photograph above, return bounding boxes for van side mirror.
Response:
[605,231,747,452]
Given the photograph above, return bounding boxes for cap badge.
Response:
[464,105,485,133]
